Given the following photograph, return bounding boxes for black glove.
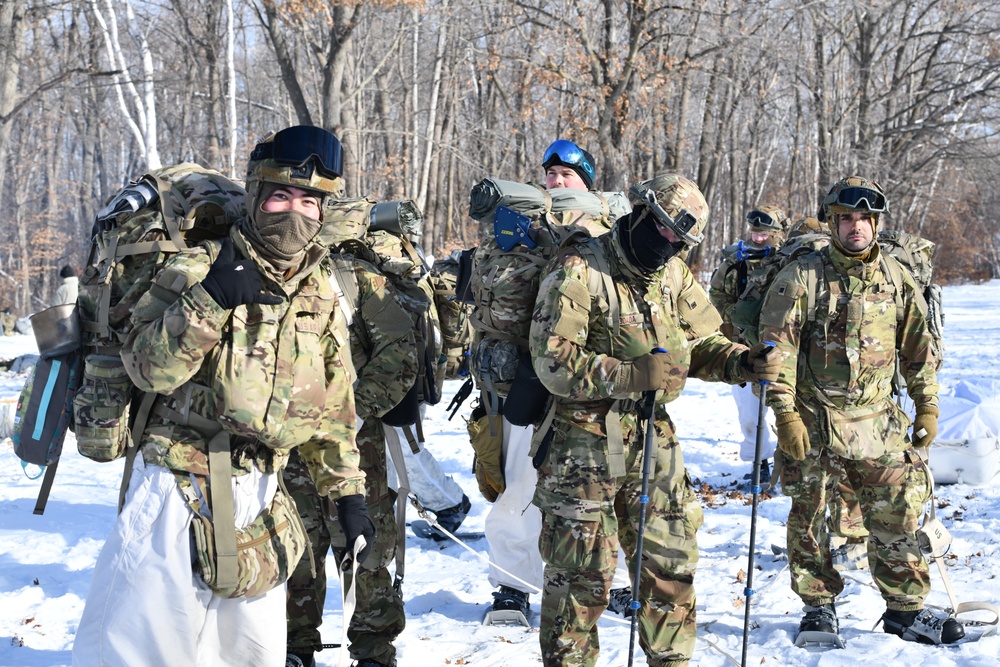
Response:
[335,493,376,565]
[740,342,781,384]
[200,238,282,309]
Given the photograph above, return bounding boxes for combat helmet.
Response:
[627,174,709,247]
[746,206,789,233]
[818,176,888,232]
[245,125,346,215]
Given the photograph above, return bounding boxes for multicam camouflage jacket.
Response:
[339,253,419,421]
[530,232,752,442]
[759,243,939,459]
[121,226,365,500]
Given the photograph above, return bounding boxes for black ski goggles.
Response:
[746,209,781,230]
[826,186,887,212]
[250,125,344,178]
[542,139,595,180]
[635,187,703,245]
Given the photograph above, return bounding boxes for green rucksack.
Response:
[12,163,245,513]
[428,249,475,381]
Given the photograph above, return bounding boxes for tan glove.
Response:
[912,405,939,448]
[775,411,810,461]
[740,342,781,384]
[624,351,674,393]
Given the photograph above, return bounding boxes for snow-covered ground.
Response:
[2,282,1000,666]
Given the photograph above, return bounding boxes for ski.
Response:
[409,519,485,541]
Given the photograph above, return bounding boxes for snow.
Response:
[3,282,1000,666]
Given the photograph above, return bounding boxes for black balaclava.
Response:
[616,206,685,275]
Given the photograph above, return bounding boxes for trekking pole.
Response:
[627,348,663,667]
[740,342,775,667]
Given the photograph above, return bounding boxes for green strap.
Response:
[118,392,158,513]
[207,431,238,592]
[605,399,627,478]
[32,459,59,516]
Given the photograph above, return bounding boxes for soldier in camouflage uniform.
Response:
[709,206,789,484]
[759,176,963,644]
[529,174,780,667]
[285,197,418,667]
[72,126,375,667]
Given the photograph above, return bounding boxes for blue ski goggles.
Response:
[541,139,595,181]
[825,186,887,213]
[250,125,344,178]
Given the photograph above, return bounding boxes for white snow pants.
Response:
[733,382,776,462]
[72,458,285,667]
[385,423,465,512]
[485,419,543,591]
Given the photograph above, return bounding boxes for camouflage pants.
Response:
[827,456,869,541]
[780,443,931,610]
[284,420,404,664]
[534,416,702,667]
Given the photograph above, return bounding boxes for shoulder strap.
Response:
[329,255,361,327]
[574,238,620,340]
[879,253,906,324]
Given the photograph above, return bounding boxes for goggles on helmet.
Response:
[825,186,887,213]
[635,187,703,245]
[249,125,343,178]
[541,139,595,180]
[747,209,781,230]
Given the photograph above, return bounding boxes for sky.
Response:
[1,281,1000,666]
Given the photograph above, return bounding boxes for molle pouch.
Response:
[73,354,134,462]
[494,206,537,252]
[466,401,505,502]
[189,486,308,599]
[13,352,82,467]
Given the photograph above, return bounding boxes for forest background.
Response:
[2,0,999,313]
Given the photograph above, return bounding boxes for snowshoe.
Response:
[881,608,965,645]
[483,585,530,627]
[795,603,845,649]
[607,586,635,618]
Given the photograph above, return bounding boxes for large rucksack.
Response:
[13,163,245,513]
[467,179,627,409]
[328,199,444,411]
[428,249,475,382]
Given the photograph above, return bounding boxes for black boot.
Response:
[429,493,471,540]
[799,603,838,635]
[882,608,965,645]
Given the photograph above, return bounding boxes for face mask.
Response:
[617,207,685,274]
[248,209,322,259]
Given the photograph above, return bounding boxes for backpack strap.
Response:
[878,252,906,325]
[329,255,361,328]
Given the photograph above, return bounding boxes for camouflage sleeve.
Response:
[351,259,419,420]
[296,321,365,499]
[530,250,632,400]
[756,263,808,414]
[121,248,228,393]
[896,271,939,408]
